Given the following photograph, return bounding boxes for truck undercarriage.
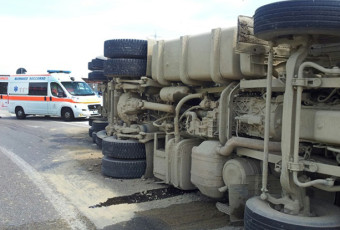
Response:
[88,1,340,228]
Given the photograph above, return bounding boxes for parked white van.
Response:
[7,70,101,121]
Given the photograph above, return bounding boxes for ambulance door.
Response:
[27,82,48,114]
[48,82,67,116]
[0,76,8,110]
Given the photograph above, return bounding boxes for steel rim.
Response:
[65,111,71,119]
[18,110,23,117]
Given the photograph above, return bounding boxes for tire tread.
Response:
[101,156,146,179]
[104,39,147,59]
[102,136,146,159]
[254,0,340,40]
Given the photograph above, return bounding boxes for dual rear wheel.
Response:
[101,136,146,179]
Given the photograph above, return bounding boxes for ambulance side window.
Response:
[0,82,7,94]
[51,82,66,97]
[29,83,48,96]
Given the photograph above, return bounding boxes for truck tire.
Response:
[104,39,147,59]
[102,136,146,159]
[89,116,106,126]
[89,127,94,137]
[244,196,340,230]
[88,58,106,71]
[92,131,97,143]
[95,130,107,149]
[89,116,103,126]
[103,58,147,78]
[15,107,26,119]
[88,71,107,81]
[61,108,74,121]
[254,0,340,40]
[101,156,146,179]
[92,120,108,132]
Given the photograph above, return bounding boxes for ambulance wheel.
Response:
[103,58,147,78]
[62,108,74,121]
[101,156,146,179]
[104,39,147,59]
[15,107,26,119]
[244,196,340,230]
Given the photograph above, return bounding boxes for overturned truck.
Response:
[97,1,340,228]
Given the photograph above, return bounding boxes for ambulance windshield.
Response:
[61,82,95,96]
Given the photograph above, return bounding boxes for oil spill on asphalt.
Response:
[89,187,196,208]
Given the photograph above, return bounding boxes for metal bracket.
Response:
[288,160,318,173]
[288,161,304,172]
[292,78,322,88]
[302,161,318,173]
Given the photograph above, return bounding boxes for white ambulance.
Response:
[7,70,101,121]
[0,75,9,110]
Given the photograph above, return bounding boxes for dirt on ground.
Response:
[41,125,238,230]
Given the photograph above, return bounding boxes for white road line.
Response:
[0,146,89,230]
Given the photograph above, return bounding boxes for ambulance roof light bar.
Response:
[47,70,71,74]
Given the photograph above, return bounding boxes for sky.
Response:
[0,0,279,78]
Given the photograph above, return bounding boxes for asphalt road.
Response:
[0,111,96,230]
[0,110,238,230]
